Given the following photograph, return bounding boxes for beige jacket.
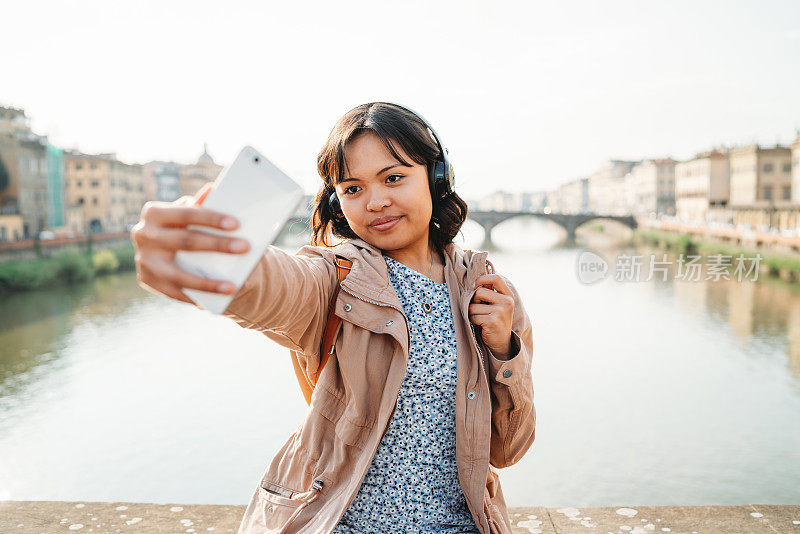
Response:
[220,236,536,534]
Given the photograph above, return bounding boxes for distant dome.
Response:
[198,142,214,164]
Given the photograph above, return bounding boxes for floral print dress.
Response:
[332,254,480,534]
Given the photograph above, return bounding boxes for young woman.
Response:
[131,102,536,534]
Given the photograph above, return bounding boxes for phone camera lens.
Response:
[254,157,260,163]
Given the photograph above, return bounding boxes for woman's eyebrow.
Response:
[341,163,405,183]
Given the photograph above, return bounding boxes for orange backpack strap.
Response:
[291,255,352,405]
[320,256,353,372]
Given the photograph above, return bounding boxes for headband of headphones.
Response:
[329,101,456,220]
[373,101,455,199]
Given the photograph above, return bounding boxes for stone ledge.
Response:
[1,501,798,533]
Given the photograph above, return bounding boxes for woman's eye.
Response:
[343,185,360,195]
[386,174,403,183]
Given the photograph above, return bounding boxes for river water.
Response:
[1,218,799,508]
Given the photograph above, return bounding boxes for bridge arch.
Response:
[466,210,637,245]
[282,210,638,246]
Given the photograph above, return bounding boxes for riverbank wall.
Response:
[0,232,132,264]
[2,501,798,533]
[634,220,800,283]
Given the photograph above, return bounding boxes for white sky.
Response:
[3,0,799,200]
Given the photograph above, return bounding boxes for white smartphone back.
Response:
[174,145,305,314]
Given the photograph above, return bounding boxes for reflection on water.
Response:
[1,217,799,508]
[0,275,156,411]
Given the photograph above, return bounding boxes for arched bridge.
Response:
[466,210,638,244]
[284,210,638,245]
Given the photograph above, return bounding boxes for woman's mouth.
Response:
[370,216,402,232]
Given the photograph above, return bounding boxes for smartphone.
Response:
[174,145,305,314]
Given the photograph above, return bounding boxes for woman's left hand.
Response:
[469,274,516,358]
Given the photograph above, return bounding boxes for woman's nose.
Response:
[366,192,391,211]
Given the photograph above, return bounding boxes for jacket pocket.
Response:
[314,385,374,450]
[258,485,303,530]
[258,480,324,532]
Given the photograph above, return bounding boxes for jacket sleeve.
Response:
[219,244,338,377]
[484,274,536,469]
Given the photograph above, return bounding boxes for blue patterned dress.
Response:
[332,255,480,534]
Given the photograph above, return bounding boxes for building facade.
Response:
[178,144,223,197]
[0,132,50,239]
[628,158,677,218]
[46,146,65,229]
[729,144,795,230]
[674,149,730,224]
[551,177,589,214]
[142,160,182,202]
[475,190,548,212]
[64,151,144,234]
[0,106,30,137]
[729,144,792,206]
[587,160,639,215]
[0,105,72,240]
[792,132,800,204]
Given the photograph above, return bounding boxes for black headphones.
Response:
[328,101,455,220]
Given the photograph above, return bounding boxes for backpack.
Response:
[290,255,352,405]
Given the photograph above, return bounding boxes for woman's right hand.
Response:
[130,186,251,305]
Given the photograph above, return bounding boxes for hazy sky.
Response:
[3,0,799,199]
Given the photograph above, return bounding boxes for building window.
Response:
[784,186,791,200]
[763,163,774,173]
[91,180,99,188]
[78,197,85,205]
[764,186,772,200]
[92,197,98,205]
[783,163,791,173]
[75,163,83,170]
[90,163,97,170]
[77,180,82,187]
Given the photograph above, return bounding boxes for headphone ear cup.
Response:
[427,160,438,198]
[430,159,453,198]
[328,190,343,218]
[446,162,455,194]
[430,160,449,199]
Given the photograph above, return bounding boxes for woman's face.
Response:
[336,130,432,252]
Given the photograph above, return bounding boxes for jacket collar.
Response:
[331,236,490,307]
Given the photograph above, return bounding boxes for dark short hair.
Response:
[310,102,468,253]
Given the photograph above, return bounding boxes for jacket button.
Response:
[385,320,393,326]
[267,505,274,513]
[467,391,476,399]
[503,369,513,378]
[343,304,352,312]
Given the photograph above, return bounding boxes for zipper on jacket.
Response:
[463,267,498,533]
[334,284,410,529]
[338,272,490,532]
[467,259,492,392]
[464,286,488,393]
[276,479,324,534]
